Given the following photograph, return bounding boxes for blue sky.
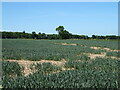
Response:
[2,2,118,36]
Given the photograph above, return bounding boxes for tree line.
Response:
[1,26,120,40]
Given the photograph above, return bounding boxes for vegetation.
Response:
[31,62,62,74]
[106,51,118,57]
[2,58,119,88]
[1,25,119,88]
[1,26,120,40]
[2,60,23,86]
[56,26,72,39]
[2,61,23,76]
[2,39,118,60]
[2,39,119,88]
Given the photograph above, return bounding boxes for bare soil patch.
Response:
[6,59,67,76]
[7,59,66,66]
[87,53,106,59]
[55,43,77,46]
[83,52,120,60]
[90,47,101,50]
[90,46,120,52]
[110,56,120,60]
[54,43,88,47]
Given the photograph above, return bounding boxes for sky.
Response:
[2,2,118,36]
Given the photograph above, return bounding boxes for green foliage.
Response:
[3,39,117,61]
[32,62,62,74]
[56,26,72,39]
[3,68,118,88]
[56,26,64,31]
[2,61,23,79]
[2,39,119,88]
[68,55,90,61]
[2,30,120,40]
[31,31,37,39]
[106,51,118,57]
[2,57,119,88]
[88,57,119,72]
[64,61,85,70]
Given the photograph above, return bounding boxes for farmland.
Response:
[2,39,120,88]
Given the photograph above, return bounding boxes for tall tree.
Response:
[92,35,96,39]
[56,26,72,39]
[56,26,64,32]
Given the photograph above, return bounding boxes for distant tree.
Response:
[22,31,26,38]
[71,34,79,39]
[47,34,59,39]
[106,35,118,40]
[60,30,72,39]
[56,26,72,39]
[78,35,88,39]
[23,31,25,34]
[2,30,119,40]
[97,36,105,39]
[32,31,37,39]
[56,26,64,32]
[92,35,96,39]
[38,32,41,34]
[37,32,42,39]
[41,33,46,39]
[2,32,7,39]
